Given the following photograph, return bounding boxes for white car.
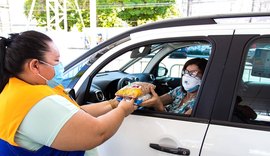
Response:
[63,12,270,156]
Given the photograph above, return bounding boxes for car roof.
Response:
[103,12,270,43]
[65,12,270,70]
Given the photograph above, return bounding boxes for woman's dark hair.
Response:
[0,30,53,93]
[181,57,208,92]
[182,57,208,75]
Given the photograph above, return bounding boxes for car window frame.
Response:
[75,36,218,121]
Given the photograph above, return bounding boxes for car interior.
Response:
[62,41,211,116]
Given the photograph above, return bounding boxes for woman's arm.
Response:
[51,99,136,151]
[159,93,173,106]
[141,87,173,111]
[184,109,192,115]
[80,98,119,117]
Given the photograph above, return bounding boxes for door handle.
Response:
[149,143,190,155]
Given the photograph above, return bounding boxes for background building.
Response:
[179,0,270,17]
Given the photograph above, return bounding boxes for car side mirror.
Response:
[157,66,168,77]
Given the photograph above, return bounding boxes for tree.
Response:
[24,0,179,31]
[108,0,179,26]
[24,0,124,31]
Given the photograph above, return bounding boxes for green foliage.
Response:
[114,0,178,26]
[102,0,179,26]
[24,0,180,31]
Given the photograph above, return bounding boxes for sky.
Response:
[9,0,27,23]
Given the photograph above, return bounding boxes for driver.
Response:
[140,58,208,115]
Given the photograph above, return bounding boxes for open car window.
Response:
[90,40,212,117]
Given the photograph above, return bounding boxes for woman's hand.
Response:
[141,87,164,111]
[108,98,120,109]
[117,98,137,116]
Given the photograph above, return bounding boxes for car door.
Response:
[201,29,270,155]
[66,25,234,156]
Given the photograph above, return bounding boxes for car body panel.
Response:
[201,124,270,156]
[98,115,209,156]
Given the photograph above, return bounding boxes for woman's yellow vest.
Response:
[0,77,79,146]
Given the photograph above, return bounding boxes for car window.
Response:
[233,38,270,125]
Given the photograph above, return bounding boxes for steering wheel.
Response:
[117,77,134,90]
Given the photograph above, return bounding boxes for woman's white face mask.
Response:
[182,74,201,92]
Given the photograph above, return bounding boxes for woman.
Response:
[141,58,208,115]
[0,30,137,155]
